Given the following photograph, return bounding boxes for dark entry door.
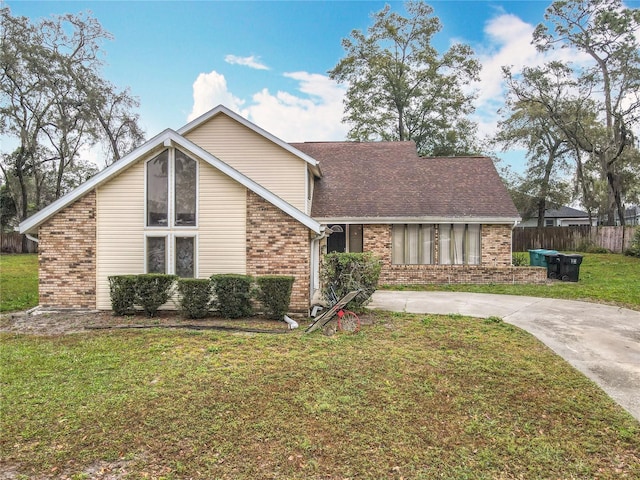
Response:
[327,224,346,253]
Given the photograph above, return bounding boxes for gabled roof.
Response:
[178,105,321,177]
[291,141,520,223]
[20,129,321,234]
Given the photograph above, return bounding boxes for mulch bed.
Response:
[0,309,300,336]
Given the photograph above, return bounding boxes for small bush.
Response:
[211,274,253,318]
[108,275,137,316]
[256,275,294,319]
[624,228,640,257]
[512,252,529,267]
[177,278,213,319]
[321,252,382,310]
[135,274,177,317]
[577,241,610,254]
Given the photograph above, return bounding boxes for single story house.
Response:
[518,206,597,227]
[19,105,545,314]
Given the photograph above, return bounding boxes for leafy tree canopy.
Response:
[329,1,481,156]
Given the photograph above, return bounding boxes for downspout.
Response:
[511,220,519,265]
[26,233,39,244]
[310,226,327,305]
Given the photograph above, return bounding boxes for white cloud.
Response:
[242,72,348,142]
[471,13,592,141]
[187,71,244,121]
[188,69,348,142]
[224,54,269,70]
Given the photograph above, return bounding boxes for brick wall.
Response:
[363,223,547,285]
[481,224,513,266]
[246,191,311,313]
[38,191,97,308]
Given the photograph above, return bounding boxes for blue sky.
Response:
[4,1,640,173]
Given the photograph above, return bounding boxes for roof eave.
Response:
[19,129,175,234]
[314,216,522,224]
[20,129,322,235]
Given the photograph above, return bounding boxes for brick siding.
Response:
[38,191,97,308]
[363,223,547,285]
[246,191,311,313]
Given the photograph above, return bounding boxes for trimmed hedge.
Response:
[177,278,213,319]
[107,273,298,319]
[321,252,382,310]
[135,274,177,317]
[256,275,294,319]
[108,275,137,316]
[211,274,253,318]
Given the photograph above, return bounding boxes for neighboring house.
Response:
[518,206,597,227]
[19,105,545,314]
[623,205,640,226]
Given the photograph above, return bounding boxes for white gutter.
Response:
[314,216,522,224]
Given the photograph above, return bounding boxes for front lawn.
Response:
[1,312,639,478]
[384,253,640,310]
[2,253,639,313]
[0,253,38,312]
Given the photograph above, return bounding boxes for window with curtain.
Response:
[438,224,481,265]
[391,224,434,264]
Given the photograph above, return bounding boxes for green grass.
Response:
[384,253,640,310]
[2,253,639,312]
[0,253,38,312]
[2,312,639,478]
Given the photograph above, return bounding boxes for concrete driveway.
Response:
[367,291,640,422]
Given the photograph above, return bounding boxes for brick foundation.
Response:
[363,224,547,285]
[246,191,311,313]
[38,191,97,308]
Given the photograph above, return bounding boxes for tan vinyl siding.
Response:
[198,161,246,276]
[95,157,247,310]
[185,114,307,211]
[96,162,145,309]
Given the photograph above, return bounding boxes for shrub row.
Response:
[108,274,295,319]
[108,274,177,317]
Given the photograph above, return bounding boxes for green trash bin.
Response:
[529,249,558,267]
[559,254,583,282]
[528,249,543,266]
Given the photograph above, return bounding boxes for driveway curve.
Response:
[367,291,640,422]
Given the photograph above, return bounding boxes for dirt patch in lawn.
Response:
[0,308,376,336]
[0,308,300,336]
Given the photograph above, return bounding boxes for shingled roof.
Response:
[290,141,520,222]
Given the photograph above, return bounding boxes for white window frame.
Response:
[145,233,168,274]
[144,148,199,277]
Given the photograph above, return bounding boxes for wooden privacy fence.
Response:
[0,232,38,253]
[513,226,637,254]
